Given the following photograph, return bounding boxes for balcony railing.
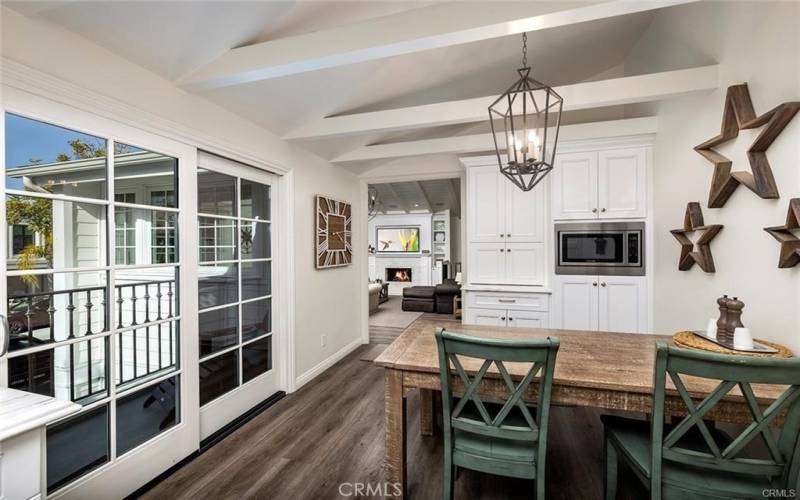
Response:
[7,279,177,403]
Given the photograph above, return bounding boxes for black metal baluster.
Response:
[67,293,76,339]
[69,342,76,401]
[85,290,93,336]
[167,282,174,318]
[132,328,138,380]
[145,325,151,375]
[25,296,33,340]
[144,284,151,324]
[169,321,174,366]
[101,290,107,332]
[116,290,124,329]
[47,294,56,342]
[157,321,163,369]
[86,339,93,396]
[119,332,125,384]
[130,285,138,326]
[156,282,163,321]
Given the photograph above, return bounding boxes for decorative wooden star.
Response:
[764,198,800,268]
[694,83,800,208]
[670,202,724,272]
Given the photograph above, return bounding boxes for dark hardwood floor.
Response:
[142,344,647,499]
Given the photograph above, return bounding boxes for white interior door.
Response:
[196,152,280,441]
[1,104,198,499]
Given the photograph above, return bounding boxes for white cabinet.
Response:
[465,164,547,287]
[464,291,550,329]
[553,275,647,333]
[552,147,647,220]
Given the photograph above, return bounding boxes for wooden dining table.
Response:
[374,318,787,499]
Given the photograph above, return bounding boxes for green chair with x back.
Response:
[434,327,560,500]
[603,341,800,500]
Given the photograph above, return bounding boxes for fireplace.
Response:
[386,267,412,282]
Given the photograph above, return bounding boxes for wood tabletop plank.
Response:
[374,319,786,403]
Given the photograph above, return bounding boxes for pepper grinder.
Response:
[716,295,731,343]
[726,297,745,339]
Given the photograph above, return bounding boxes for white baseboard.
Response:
[294,338,365,390]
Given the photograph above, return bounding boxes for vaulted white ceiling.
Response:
[5,1,720,175]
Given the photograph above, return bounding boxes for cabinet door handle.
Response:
[500,234,504,237]
[500,248,505,252]
[507,248,512,252]
[0,314,9,357]
[592,208,598,213]
[501,317,506,321]
[601,208,607,213]
[498,299,516,303]
[508,318,514,322]
[601,282,607,287]
[506,233,511,237]
[592,282,598,287]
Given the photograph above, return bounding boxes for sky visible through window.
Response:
[4,113,143,190]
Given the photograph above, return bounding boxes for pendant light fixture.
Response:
[488,33,563,191]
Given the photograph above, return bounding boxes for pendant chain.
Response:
[522,32,528,68]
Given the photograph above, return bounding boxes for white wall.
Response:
[1,6,365,386]
[624,1,800,350]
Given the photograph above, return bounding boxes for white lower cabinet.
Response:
[464,291,550,328]
[553,275,647,333]
[468,242,545,286]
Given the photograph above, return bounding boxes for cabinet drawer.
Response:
[466,292,549,312]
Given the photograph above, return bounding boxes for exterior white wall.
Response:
[624,1,800,350]
[1,6,364,387]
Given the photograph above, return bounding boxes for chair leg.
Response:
[443,449,454,500]
[604,439,618,500]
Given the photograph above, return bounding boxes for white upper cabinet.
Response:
[552,151,598,220]
[469,165,505,242]
[598,148,647,219]
[552,146,647,220]
[505,179,545,242]
[504,242,545,286]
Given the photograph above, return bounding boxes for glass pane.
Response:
[199,305,239,357]
[240,221,270,260]
[200,350,238,406]
[114,143,177,208]
[116,321,178,387]
[242,298,271,342]
[199,216,237,262]
[198,169,236,216]
[241,260,270,300]
[199,263,239,309]
[47,405,109,493]
[115,268,178,329]
[116,376,178,456]
[240,179,270,220]
[9,337,108,403]
[5,113,108,199]
[6,195,106,270]
[113,207,177,265]
[7,271,108,349]
[243,336,272,383]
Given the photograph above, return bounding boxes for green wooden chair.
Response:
[434,327,560,500]
[603,342,800,500]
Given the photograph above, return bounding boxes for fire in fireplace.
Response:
[386,267,412,282]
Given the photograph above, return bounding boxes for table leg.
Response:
[384,369,407,499]
[420,389,435,436]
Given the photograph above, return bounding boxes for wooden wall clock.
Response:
[316,195,352,269]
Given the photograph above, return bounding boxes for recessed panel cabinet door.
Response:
[598,148,647,219]
[505,181,545,242]
[504,243,544,286]
[552,152,598,220]
[554,276,599,331]
[468,243,505,284]
[507,310,549,328]
[467,307,507,327]
[598,276,648,333]
[468,166,505,242]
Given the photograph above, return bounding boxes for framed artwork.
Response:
[376,226,420,253]
[316,195,352,269]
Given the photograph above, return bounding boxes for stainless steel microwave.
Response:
[555,222,645,276]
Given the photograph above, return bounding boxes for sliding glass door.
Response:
[196,152,279,440]
[1,108,198,498]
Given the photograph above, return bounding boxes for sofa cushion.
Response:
[402,286,436,299]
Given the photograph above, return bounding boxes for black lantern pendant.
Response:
[488,33,563,192]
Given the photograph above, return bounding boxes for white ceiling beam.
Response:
[334,117,658,163]
[381,183,409,213]
[415,181,433,212]
[180,0,696,90]
[289,65,717,141]
[447,179,461,218]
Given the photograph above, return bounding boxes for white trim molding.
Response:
[294,338,363,389]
